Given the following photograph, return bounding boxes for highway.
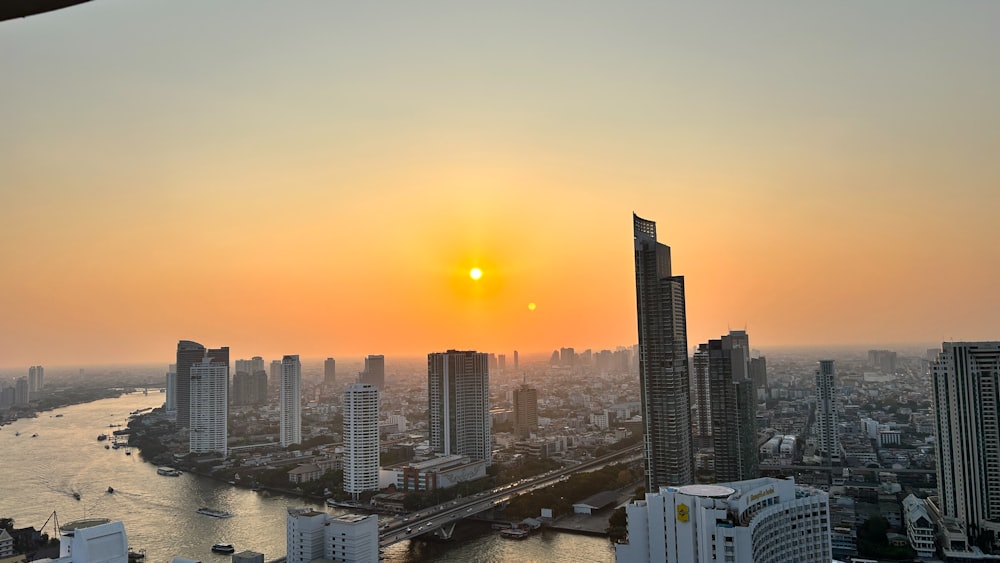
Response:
[377,443,643,547]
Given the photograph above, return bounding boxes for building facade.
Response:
[691,343,711,446]
[932,342,1000,544]
[28,365,43,392]
[175,341,229,430]
[815,360,840,464]
[513,382,538,439]
[189,356,228,455]
[708,331,758,483]
[633,213,694,489]
[344,382,380,495]
[427,350,491,465]
[616,477,832,563]
[286,509,378,563]
[165,364,176,414]
[360,354,385,390]
[324,357,336,385]
[280,355,302,447]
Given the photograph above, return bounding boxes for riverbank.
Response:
[0,387,127,427]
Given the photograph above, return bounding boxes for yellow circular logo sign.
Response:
[677,503,689,522]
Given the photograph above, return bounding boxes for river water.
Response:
[0,393,614,562]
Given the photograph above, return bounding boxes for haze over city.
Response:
[3,2,1000,367]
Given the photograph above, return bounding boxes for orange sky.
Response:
[2,3,999,367]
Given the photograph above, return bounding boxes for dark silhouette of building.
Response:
[513,382,539,438]
[359,354,384,390]
[633,213,693,489]
[707,331,758,483]
[750,356,767,390]
[324,357,336,385]
[691,343,711,447]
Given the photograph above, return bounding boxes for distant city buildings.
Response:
[867,349,898,374]
[427,350,491,465]
[324,357,336,385]
[286,508,378,563]
[14,376,29,405]
[931,342,1000,548]
[280,355,302,448]
[344,382,380,496]
[633,213,693,489]
[189,355,228,455]
[175,340,229,430]
[616,477,832,563]
[815,360,840,464]
[513,382,538,439]
[707,330,758,483]
[359,354,385,390]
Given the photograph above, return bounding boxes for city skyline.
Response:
[4,3,1000,367]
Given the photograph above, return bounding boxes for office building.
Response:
[344,382,380,496]
[633,213,694,489]
[498,354,506,372]
[175,341,229,430]
[428,350,491,465]
[707,331,758,482]
[232,368,267,406]
[691,343,711,446]
[165,364,176,414]
[324,357,336,385]
[616,477,832,563]
[513,382,539,439]
[932,342,1000,543]
[280,355,302,447]
[189,356,228,455]
[815,360,840,464]
[286,509,378,563]
[514,350,519,370]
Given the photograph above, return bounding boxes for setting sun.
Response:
[469,267,483,281]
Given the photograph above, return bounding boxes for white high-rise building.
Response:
[932,342,1000,543]
[616,477,832,563]
[427,350,491,465]
[39,518,130,563]
[189,357,228,455]
[280,355,302,448]
[344,383,379,496]
[815,360,840,464]
[286,509,378,563]
[165,364,176,414]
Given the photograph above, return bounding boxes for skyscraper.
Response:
[513,382,538,439]
[932,342,1000,542]
[175,341,229,429]
[513,350,519,370]
[189,356,228,455]
[324,357,336,385]
[280,355,302,448]
[28,366,43,392]
[14,377,29,405]
[815,360,840,464]
[344,382,380,496]
[691,343,711,447]
[749,356,768,390]
[427,350,491,465]
[633,213,693,489]
[707,331,758,483]
[165,363,176,414]
[360,354,384,390]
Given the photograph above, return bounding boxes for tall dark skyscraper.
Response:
[707,331,758,483]
[513,382,538,439]
[175,340,229,429]
[324,357,336,385]
[691,343,712,447]
[427,350,491,465]
[633,213,693,489]
[360,354,385,390]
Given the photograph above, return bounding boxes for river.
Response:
[0,393,615,562]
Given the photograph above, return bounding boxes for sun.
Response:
[469,267,483,280]
[528,302,536,311]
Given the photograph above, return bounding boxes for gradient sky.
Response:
[2,1,999,367]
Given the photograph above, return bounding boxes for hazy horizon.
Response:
[3,2,998,367]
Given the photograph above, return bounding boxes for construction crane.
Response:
[38,511,60,545]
